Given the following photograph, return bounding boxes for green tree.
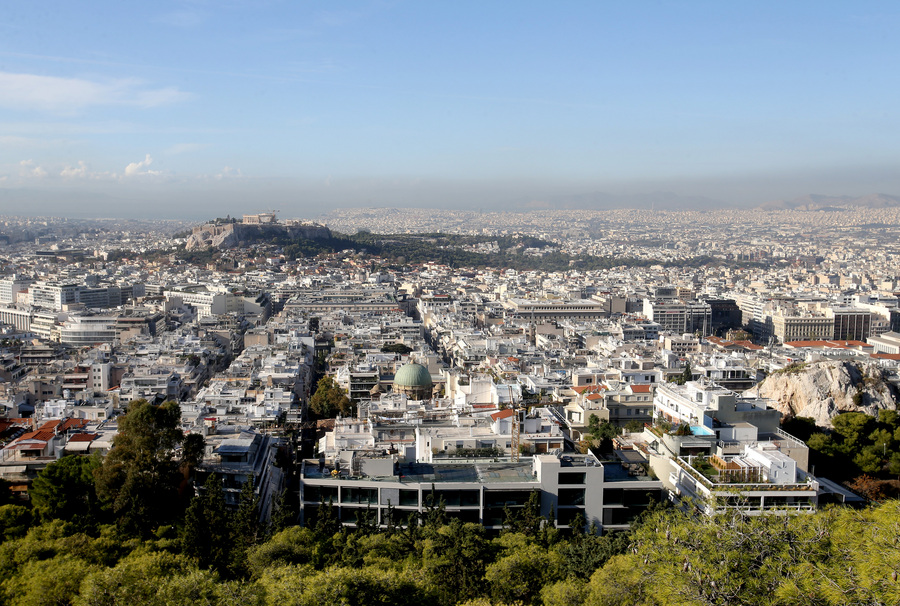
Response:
[312,498,341,540]
[587,415,618,452]
[888,451,900,477]
[670,362,693,385]
[30,454,102,525]
[380,343,412,354]
[231,478,262,576]
[624,419,644,433]
[503,491,543,538]
[180,433,206,477]
[541,578,588,606]
[247,527,318,577]
[75,551,213,606]
[854,446,884,474]
[4,554,97,606]
[878,409,900,428]
[0,505,33,542]
[292,565,433,606]
[94,400,187,536]
[182,473,232,574]
[268,488,298,535]
[486,541,565,606]
[308,376,353,418]
[560,530,630,580]
[423,520,489,605]
[679,361,693,384]
[831,412,875,451]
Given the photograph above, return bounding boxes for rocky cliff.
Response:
[754,360,899,427]
[185,222,332,250]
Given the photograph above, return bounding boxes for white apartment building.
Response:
[301,450,662,532]
[0,276,33,305]
[0,305,32,331]
[27,282,79,311]
[58,315,118,347]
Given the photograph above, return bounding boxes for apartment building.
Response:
[300,451,663,532]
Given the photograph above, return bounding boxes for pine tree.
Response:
[182,473,232,573]
[230,478,261,577]
[268,487,298,535]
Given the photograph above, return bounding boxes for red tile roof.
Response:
[490,409,516,421]
[67,433,99,442]
[11,429,55,444]
[39,418,89,432]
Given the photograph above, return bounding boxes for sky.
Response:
[2,1,900,219]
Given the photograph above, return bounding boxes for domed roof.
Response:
[394,363,433,389]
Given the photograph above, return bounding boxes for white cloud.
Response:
[215,166,243,180]
[18,159,47,179]
[60,161,116,180]
[0,72,189,113]
[124,154,163,177]
[60,161,88,179]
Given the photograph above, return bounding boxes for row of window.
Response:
[303,486,575,508]
[304,505,588,527]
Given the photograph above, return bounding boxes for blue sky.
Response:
[1,1,900,218]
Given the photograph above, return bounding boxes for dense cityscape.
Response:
[4,1,900,603]
[0,205,897,603]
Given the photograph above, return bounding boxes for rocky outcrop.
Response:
[185,222,332,250]
[753,360,899,428]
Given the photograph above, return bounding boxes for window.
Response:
[558,489,585,506]
[434,489,480,507]
[342,487,377,504]
[559,472,585,485]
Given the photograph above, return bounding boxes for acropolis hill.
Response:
[185,213,331,250]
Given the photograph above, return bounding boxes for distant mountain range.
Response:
[756,193,900,211]
[511,191,900,212]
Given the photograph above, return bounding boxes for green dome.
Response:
[394,363,433,389]
[393,363,433,399]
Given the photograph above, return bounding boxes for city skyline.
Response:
[2,2,900,218]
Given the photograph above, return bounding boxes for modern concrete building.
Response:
[300,450,663,532]
[642,299,711,335]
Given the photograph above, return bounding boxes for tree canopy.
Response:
[308,376,353,418]
[30,454,102,525]
[94,399,194,535]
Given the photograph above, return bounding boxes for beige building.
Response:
[772,310,834,343]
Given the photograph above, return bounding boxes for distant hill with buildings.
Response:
[757,193,900,211]
[512,190,730,211]
[185,214,332,250]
